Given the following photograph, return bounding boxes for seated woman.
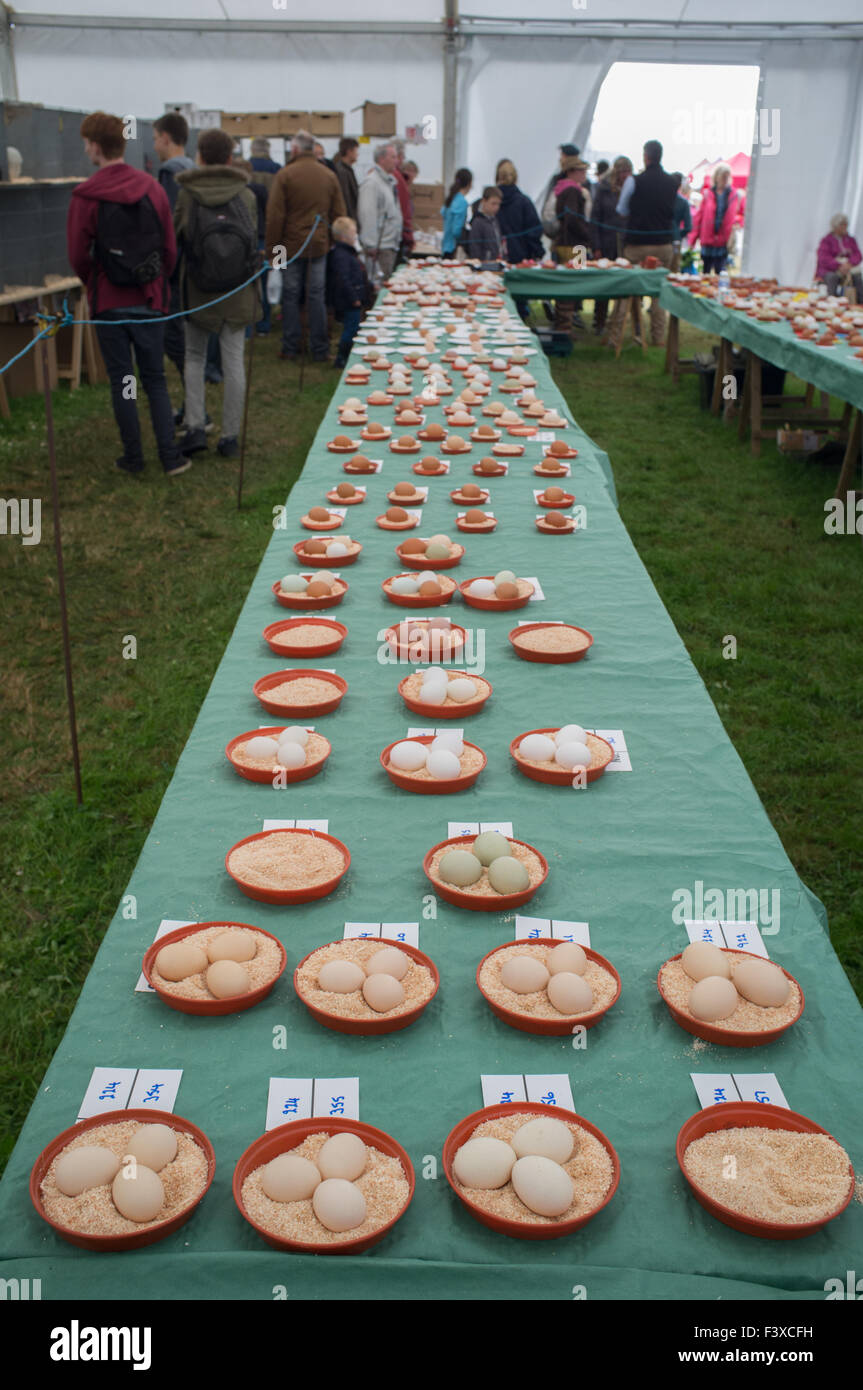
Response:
[816,214,862,300]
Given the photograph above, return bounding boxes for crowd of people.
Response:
[65,109,859,476]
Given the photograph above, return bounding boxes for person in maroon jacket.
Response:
[67,111,188,476]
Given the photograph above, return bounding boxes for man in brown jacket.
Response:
[265,129,345,361]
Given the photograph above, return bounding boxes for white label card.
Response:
[313,1078,360,1120]
[691,1073,741,1109]
[407,727,464,739]
[267,1077,314,1130]
[522,577,545,601]
[732,1073,788,1108]
[78,1068,138,1120]
[684,920,767,957]
[344,922,381,939]
[551,920,591,946]
[586,729,631,771]
[407,510,423,524]
[128,1069,183,1112]
[517,619,563,625]
[684,919,725,948]
[480,821,513,836]
[515,915,552,940]
[328,508,348,519]
[381,922,420,947]
[136,919,196,992]
[481,1074,527,1106]
[535,432,557,442]
[524,1074,575,1111]
[449,821,478,838]
[263,819,329,832]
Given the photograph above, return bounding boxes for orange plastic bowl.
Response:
[326,438,360,453]
[676,1102,854,1239]
[423,834,548,911]
[143,920,288,1015]
[262,618,347,659]
[381,575,456,608]
[294,939,440,1035]
[272,576,348,611]
[456,515,497,533]
[292,539,362,567]
[389,439,421,453]
[477,940,621,1035]
[225,725,331,785]
[325,488,365,506]
[30,1109,216,1252]
[226,827,350,905]
[397,670,491,718]
[472,461,506,476]
[385,620,467,663]
[459,577,534,612]
[412,459,449,476]
[511,728,613,785]
[386,489,426,506]
[380,735,486,794]
[443,1102,620,1240]
[233,1117,415,1253]
[543,445,578,460]
[301,512,343,531]
[657,949,804,1047]
[508,622,593,664]
[491,443,523,457]
[536,489,575,508]
[536,515,576,534]
[450,488,489,505]
[376,513,420,531]
[253,669,347,718]
[396,541,464,570]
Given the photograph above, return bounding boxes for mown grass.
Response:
[1,312,860,1175]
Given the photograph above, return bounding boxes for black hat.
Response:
[559,143,580,156]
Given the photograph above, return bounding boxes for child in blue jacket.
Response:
[328,217,373,367]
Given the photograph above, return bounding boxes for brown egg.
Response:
[496,581,518,599]
[447,434,466,450]
[543,487,565,502]
[306,578,332,597]
[348,454,373,470]
[386,507,409,522]
[486,401,505,415]
[366,421,385,435]
[541,460,565,474]
[461,390,479,404]
[336,482,356,499]
[401,538,426,554]
[544,510,569,528]
[304,539,327,555]
[549,440,570,457]
[419,456,440,472]
[461,484,482,499]
[419,579,441,596]
[308,506,330,522]
[394,481,416,497]
[368,391,389,404]
[476,425,496,438]
[333,434,352,447]
[464,508,488,524]
[479,457,498,474]
[397,410,421,424]
[424,422,446,440]
[398,435,416,448]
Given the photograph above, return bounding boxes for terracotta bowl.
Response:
[325,489,365,506]
[397,670,491,718]
[442,1102,620,1240]
[536,515,576,534]
[271,577,348,611]
[476,940,621,1035]
[380,734,487,794]
[385,620,467,662]
[396,541,464,570]
[327,439,360,453]
[262,618,347,659]
[423,834,548,911]
[657,949,804,1047]
[226,827,350,905]
[294,939,440,1035]
[225,725,331,785]
[456,515,497,533]
[510,727,613,785]
[377,513,420,531]
[252,669,347,718]
[508,622,594,664]
[459,577,534,611]
[301,512,343,531]
[292,540,362,567]
[412,459,449,476]
[143,920,288,1015]
[381,574,457,607]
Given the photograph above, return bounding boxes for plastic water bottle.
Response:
[267,268,283,305]
[717,268,730,302]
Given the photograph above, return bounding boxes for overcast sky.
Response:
[586,63,761,177]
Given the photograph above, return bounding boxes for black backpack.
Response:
[94,196,164,288]
[184,193,258,294]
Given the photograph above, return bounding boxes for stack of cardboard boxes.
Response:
[410,183,444,234]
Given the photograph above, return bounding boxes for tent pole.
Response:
[443,0,458,189]
[0,1,19,100]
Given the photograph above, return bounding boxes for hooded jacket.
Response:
[689,185,739,250]
[67,162,176,315]
[357,164,403,253]
[553,177,592,252]
[495,183,543,263]
[173,164,259,332]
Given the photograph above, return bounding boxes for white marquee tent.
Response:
[2,0,862,283]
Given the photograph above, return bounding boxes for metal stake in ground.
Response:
[236,323,257,511]
[41,336,83,804]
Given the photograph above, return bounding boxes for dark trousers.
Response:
[336,308,362,364]
[702,247,729,274]
[163,280,185,389]
[95,313,180,467]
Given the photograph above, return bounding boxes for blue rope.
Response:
[0,215,321,379]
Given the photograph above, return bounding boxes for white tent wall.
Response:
[11,29,446,181]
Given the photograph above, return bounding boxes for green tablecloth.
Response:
[660,280,863,412]
[1,288,861,1302]
[505,267,669,300]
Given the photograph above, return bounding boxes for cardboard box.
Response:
[248,112,289,138]
[310,111,344,137]
[278,110,313,135]
[360,102,396,137]
[221,112,255,138]
[413,210,443,233]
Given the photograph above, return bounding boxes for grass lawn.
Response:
[1,312,860,1174]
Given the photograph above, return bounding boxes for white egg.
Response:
[280,575,307,593]
[511,1155,574,1217]
[112,1164,165,1224]
[391,575,419,595]
[366,946,409,980]
[511,1118,574,1164]
[547,942,587,976]
[419,682,447,705]
[416,571,438,586]
[428,534,451,548]
[427,616,451,632]
[547,971,594,1015]
[126,1124,177,1173]
[421,666,447,685]
[362,972,406,1011]
[389,740,428,772]
[244,735,280,759]
[318,1132,368,1181]
[431,731,463,756]
[326,542,348,557]
[447,678,478,703]
[556,724,588,746]
[279,725,309,747]
[681,941,731,982]
[689,975,740,1022]
[313,1178,367,1233]
[555,741,592,770]
[427,748,461,779]
[501,956,550,994]
[276,741,306,769]
[469,579,496,599]
[262,1154,321,1202]
[453,1137,516,1189]
[54,1145,121,1196]
[519,734,556,762]
[318,960,366,993]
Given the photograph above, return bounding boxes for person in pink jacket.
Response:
[67,110,187,476]
[816,215,862,300]
[689,163,739,275]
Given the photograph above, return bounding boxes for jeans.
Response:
[336,307,362,364]
[163,279,185,390]
[184,318,246,439]
[281,254,328,358]
[256,240,271,332]
[95,312,180,468]
[365,247,397,285]
[702,247,729,275]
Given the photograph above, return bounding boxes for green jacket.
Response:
[173,165,258,332]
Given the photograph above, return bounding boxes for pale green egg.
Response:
[472,831,512,866]
[425,543,451,561]
[488,856,530,894]
[439,849,483,887]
